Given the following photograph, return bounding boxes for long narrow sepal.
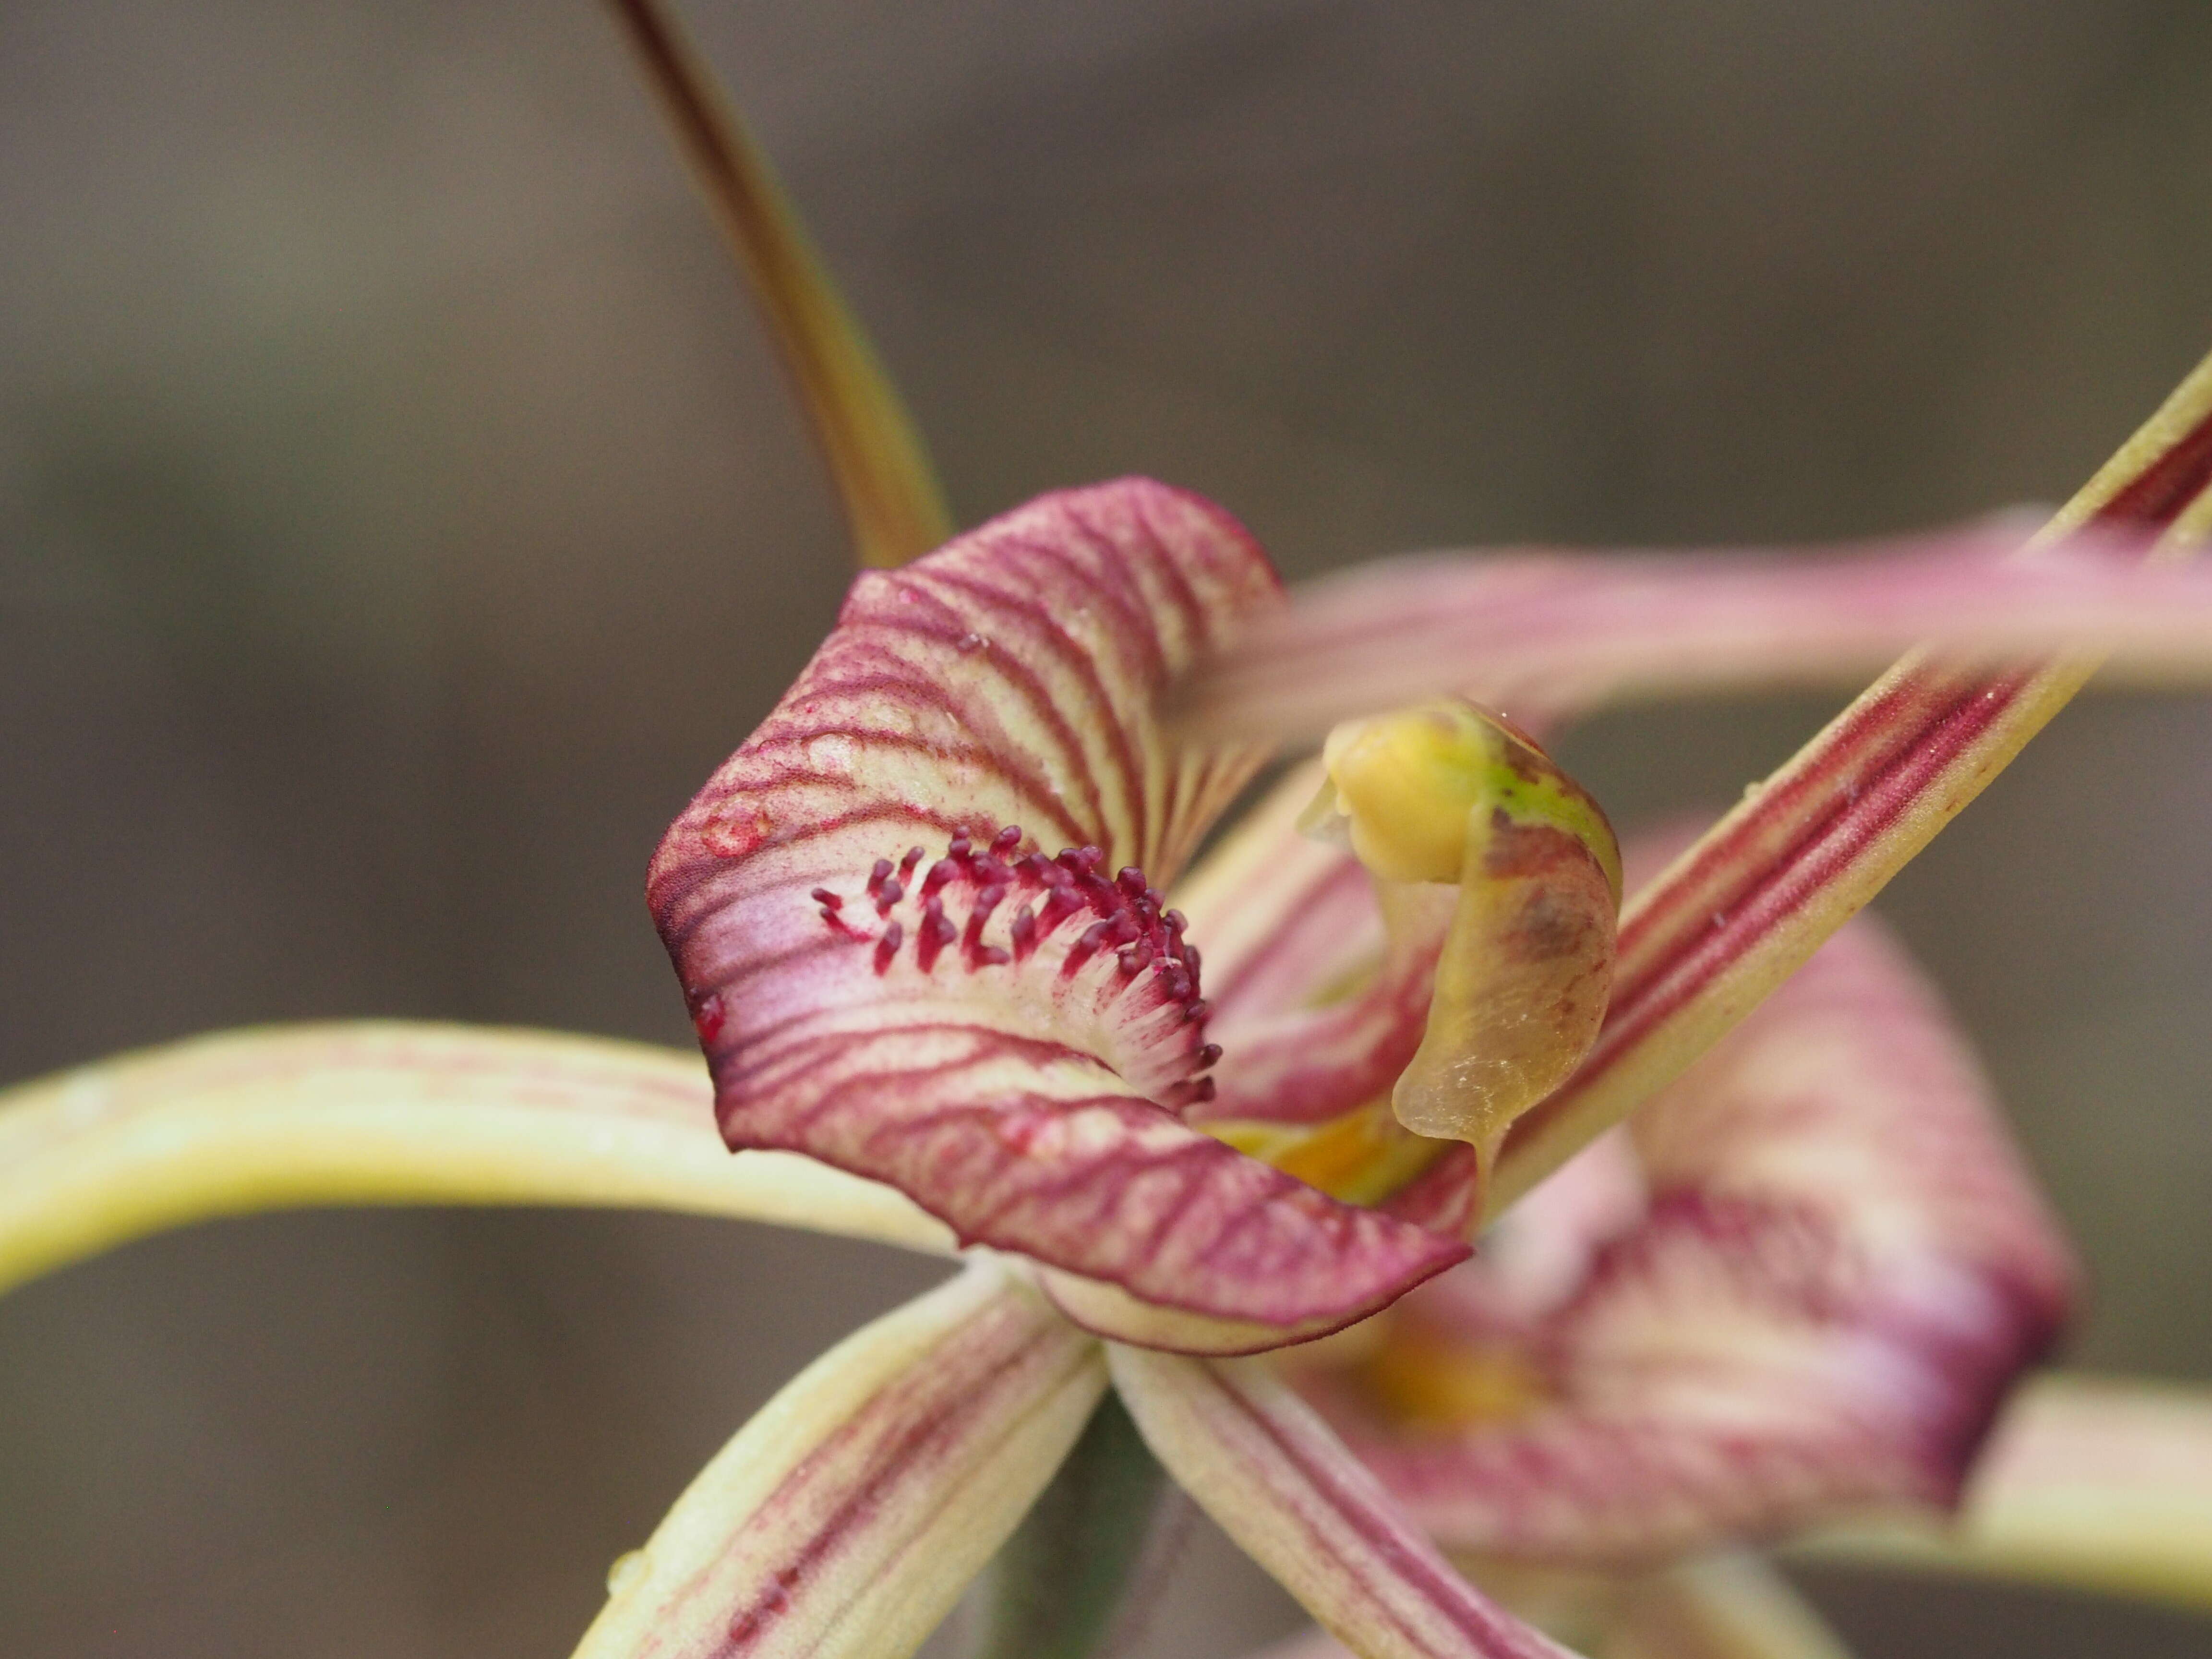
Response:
[0,1022,953,1298]
[603,0,952,569]
[575,1262,1105,1659]
[1792,1373,2212,1615]
[1489,350,2212,1216]
[1178,518,2212,742]
[1109,1346,1582,1659]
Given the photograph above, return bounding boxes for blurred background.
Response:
[3,1,2212,1653]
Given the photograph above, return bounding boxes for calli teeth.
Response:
[814,823,1223,1099]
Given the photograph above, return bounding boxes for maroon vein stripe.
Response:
[2102,405,2212,523]
[902,563,1132,850]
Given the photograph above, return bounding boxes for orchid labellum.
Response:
[12,7,2212,1659]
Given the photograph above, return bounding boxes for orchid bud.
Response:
[1307,701,1621,1158]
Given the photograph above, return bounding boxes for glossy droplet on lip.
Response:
[1309,700,1621,1157]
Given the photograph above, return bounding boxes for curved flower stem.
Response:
[603,0,954,568]
[971,1387,1179,1659]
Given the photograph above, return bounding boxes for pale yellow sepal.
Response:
[0,1021,956,1297]
[1791,1372,2212,1615]
[576,1262,1106,1659]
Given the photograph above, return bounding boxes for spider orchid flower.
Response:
[14,13,2212,1655]
[12,375,2212,1659]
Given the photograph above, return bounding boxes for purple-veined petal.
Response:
[649,480,1465,1333]
[1796,1372,2212,1614]
[651,479,1278,914]
[1110,1346,1583,1659]
[1299,913,2074,1566]
[1179,518,2212,744]
[575,1262,1104,1659]
[1488,350,2212,1217]
[0,1022,951,1298]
